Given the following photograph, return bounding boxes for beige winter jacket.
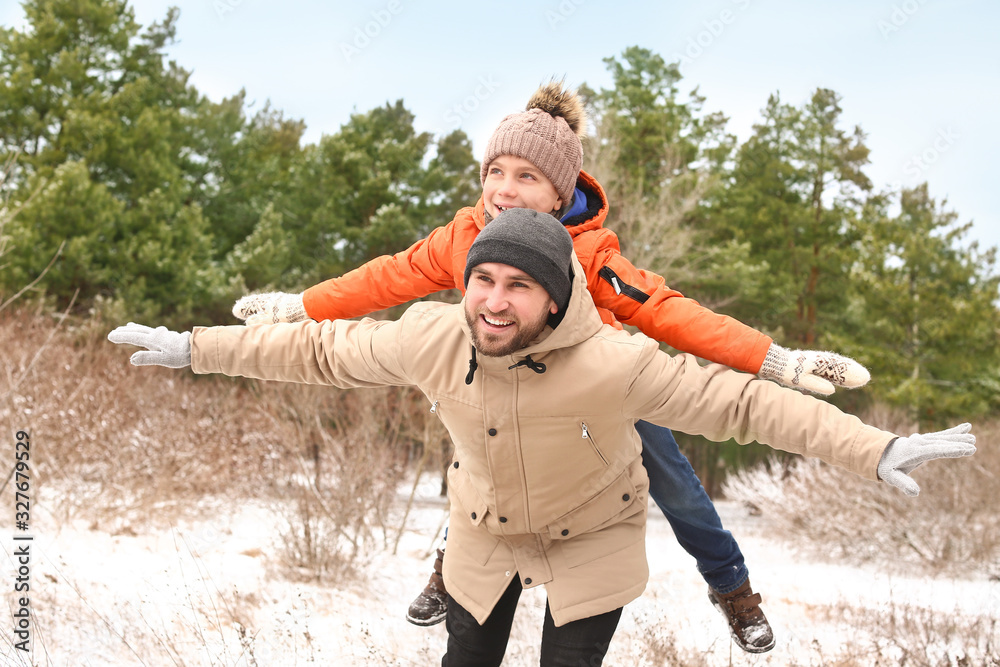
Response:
[190,254,895,627]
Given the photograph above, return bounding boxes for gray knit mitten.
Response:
[877,423,976,496]
[107,323,191,368]
[232,291,307,325]
[758,343,870,395]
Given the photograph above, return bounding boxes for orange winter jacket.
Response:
[302,170,773,374]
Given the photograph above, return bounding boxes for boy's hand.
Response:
[877,423,976,496]
[233,292,307,325]
[758,343,870,395]
[108,323,191,368]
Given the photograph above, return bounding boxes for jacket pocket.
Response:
[581,421,609,466]
[545,468,639,545]
[447,460,488,528]
[559,502,645,569]
[447,462,498,566]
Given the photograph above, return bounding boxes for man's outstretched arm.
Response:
[626,353,975,496]
[109,315,417,390]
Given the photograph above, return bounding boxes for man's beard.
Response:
[465,306,549,357]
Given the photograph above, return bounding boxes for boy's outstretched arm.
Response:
[577,234,870,395]
[234,217,464,325]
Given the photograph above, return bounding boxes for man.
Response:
[228,80,871,652]
[109,208,975,666]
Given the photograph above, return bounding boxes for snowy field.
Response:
[3,474,997,666]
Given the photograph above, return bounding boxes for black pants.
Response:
[441,577,623,666]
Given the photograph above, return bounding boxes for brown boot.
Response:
[708,579,775,653]
[405,548,448,626]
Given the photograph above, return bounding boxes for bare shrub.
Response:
[722,409,1000,576]
[629,610,710,666]
[587,125,710,287]
[806,600,999,667]
[1,309,417,576]
[252,382,415,581]
[1,311,301,529]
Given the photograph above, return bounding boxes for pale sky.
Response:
[4,0,998,255]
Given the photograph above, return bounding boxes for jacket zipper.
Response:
[581,421,609,466]
[598,266,650,304]
[430,400,439,414]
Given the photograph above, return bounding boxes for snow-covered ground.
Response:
[3,475,998,666]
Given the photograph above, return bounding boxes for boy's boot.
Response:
[708,578,775,653]
[405,548,447,626]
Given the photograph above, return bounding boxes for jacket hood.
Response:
[459,252,605,377]
[471,169,610,237]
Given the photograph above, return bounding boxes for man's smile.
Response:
[481,313,515,330]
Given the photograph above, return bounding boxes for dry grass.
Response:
[722,412,1000,578]
[2,316,285,536]
[798,600,999,667]
[0,308,418,575]
[3,308,999,665]
[719,408,1000,665]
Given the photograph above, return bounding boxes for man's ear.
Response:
[549,301,559,315]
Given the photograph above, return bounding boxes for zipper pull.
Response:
[430,400,439,414]
[581,422,589,439]
[610,277,622,295]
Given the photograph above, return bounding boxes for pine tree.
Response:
[706,89,871,346]
[0,0,228,325]
[852,184,1000,427]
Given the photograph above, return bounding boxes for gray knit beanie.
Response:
[464,208,574,315]
[480,81,586,205]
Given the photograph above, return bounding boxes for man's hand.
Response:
[877,423,976,496]
[758,343,871,395]
[108,323,191,368]
[232,292,307,325]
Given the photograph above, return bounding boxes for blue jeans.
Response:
[635,420,748,594]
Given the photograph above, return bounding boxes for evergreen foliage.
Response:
[1,2,996,438]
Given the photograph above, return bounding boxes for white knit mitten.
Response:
[877,423,976,496]
[108,323,191,368]
[758,343,870,395]
[232,292,307,325]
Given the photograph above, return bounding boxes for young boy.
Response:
[233,81,869,653]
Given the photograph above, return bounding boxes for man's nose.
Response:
[485,286,510,313]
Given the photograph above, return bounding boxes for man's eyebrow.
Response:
[508,272,538,283]
[470,267,539,284]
